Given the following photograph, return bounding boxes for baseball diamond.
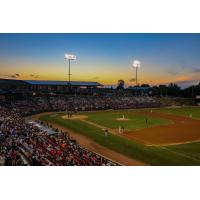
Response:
[36,107,200,166]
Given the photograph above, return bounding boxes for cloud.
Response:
[178,59,200,73]
[172,73,200,88]
[175,80,195,85]
[166,68,179,75]
[0,74,20,79]
[7,75,17,78]
[175,80,199,88]
[129,78,136,82]
[30,74,39,78]
[191,68,200,73]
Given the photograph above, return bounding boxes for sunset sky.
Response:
[0,33,200,88]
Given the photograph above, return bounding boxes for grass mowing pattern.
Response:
[40,113,200,166]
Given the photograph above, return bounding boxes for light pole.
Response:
[132,60,141,86]
[64,54,76,87]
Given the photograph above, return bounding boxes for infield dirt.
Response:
[123,111,200,146]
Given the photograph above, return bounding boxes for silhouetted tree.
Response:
[141,84,150,87]
[182,82,200,98]
[158,85,168,96]
[167,83,181,96]
[116,80,125,90]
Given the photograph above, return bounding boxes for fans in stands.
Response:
[1,95,159,116]
[0,105,117,166]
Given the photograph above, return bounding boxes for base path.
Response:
[62,115,88,120]
[32,113,147,166]
[123,111,200,146]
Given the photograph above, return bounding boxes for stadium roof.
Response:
[24,80,103,86]
[0,79,29,85]
[0,79,103,87]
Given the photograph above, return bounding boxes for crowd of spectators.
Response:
[2,95,160,116]
[0,105,118,166]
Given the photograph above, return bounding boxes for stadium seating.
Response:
[0,105,118,166]
[1,95,160,116]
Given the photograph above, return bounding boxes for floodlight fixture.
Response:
[133,60,141,68]
[64,53,76,86]
[64,54,76,60]
[132,59,141,85]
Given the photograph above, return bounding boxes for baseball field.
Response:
[37,107,200,166]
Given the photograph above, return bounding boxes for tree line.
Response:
[144,83,200,98]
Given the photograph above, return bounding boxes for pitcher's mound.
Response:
[62,115,88,120]
[116,118,130,121]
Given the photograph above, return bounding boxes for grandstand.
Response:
[0,105,119,166]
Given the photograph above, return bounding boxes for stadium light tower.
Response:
[64,54,76,86]
[132,60,141,85]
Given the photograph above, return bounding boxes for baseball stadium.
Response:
[1,33,200,166]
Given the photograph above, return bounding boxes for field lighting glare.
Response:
[64,54,76,60]
[133,60,141,68]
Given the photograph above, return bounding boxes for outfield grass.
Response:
[39,112,200,166]
[86,111,170,131]
[155,107,200,119]
[167,142,200,161]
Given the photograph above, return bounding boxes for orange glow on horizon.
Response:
[1,62,199,87]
